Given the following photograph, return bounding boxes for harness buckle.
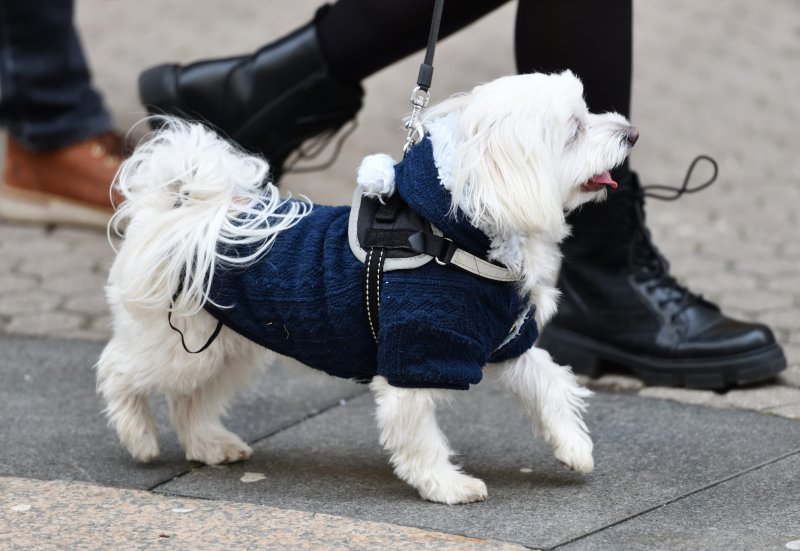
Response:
[435,237,456,265]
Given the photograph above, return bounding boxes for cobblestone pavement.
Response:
[1,0,798,414]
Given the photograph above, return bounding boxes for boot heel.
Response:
[538,328,602,377]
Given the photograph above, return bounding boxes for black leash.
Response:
[367,0,445,342]
[418,0,445,93]
[403,0,445,155]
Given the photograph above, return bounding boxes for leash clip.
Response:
[400,0,443,154]
[403,86,430,154]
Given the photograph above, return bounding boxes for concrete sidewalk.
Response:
[2,336,800,550]
[2,0,799,549]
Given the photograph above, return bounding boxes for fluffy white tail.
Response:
[110,118,311,316]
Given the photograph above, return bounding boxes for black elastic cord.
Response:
[167,282,223,354]
[284,120,359,174]
[417,0,445,90]
[168,310,223,354]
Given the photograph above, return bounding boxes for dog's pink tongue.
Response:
[590,171,618,189]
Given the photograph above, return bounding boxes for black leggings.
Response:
[316,0,632,119]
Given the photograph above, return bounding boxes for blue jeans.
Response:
[0,0,112,151]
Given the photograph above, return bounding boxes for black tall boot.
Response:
[138,18,363,180]
[538,172,787,389]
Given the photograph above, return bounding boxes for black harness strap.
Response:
[407,231,457,264]
[364,247,386,343]
[375,194,405,222]
[364,194,403,342]
[364,228,457,264]
[362,192,504,343]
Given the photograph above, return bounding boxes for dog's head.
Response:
[425,71,637,240]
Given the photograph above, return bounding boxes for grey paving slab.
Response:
[155,382,800,550]
[559,453,800,551]
[0,335,364,489]
[2,0,799,416]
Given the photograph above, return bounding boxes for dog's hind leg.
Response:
[166,336,264,465]
[97,339,161,462]
[492,347,594,473]
[371,377,487,505]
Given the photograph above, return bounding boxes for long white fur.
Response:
[98,71,635,505]
[109,117,311,318]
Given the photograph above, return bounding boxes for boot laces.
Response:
[283,119,359,174]
[630,156,719,318]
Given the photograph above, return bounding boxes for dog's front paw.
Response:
[186,435,252,465]
[553,431,594,474]
[417,471,488,505]
[126,433,161,463]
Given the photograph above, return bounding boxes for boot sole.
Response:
[0,184,112,229]
[538,325,787,389]
[138,64,361,178]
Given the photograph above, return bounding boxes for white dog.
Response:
[97,71,636,504]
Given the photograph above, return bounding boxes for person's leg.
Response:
[0,0,123,227]
[138,1,509,179]
[515,0,785,388]
[316,0,508,85]
[515,0,631,118]
[0,0,111,150]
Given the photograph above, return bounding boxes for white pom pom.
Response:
[357,154,397,198]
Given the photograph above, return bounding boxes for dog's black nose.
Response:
[626,127,639,146]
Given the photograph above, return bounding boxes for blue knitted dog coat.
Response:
[204,137,538,389]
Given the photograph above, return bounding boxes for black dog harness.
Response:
[351,191,519,342]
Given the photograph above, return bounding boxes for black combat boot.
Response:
[538,172,786,389]
[138,18,363,180]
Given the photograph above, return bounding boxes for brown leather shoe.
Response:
[0,132,126,228]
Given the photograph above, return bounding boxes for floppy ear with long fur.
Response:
[447,87,566,239]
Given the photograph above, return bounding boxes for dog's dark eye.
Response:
[566,118,585,146]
